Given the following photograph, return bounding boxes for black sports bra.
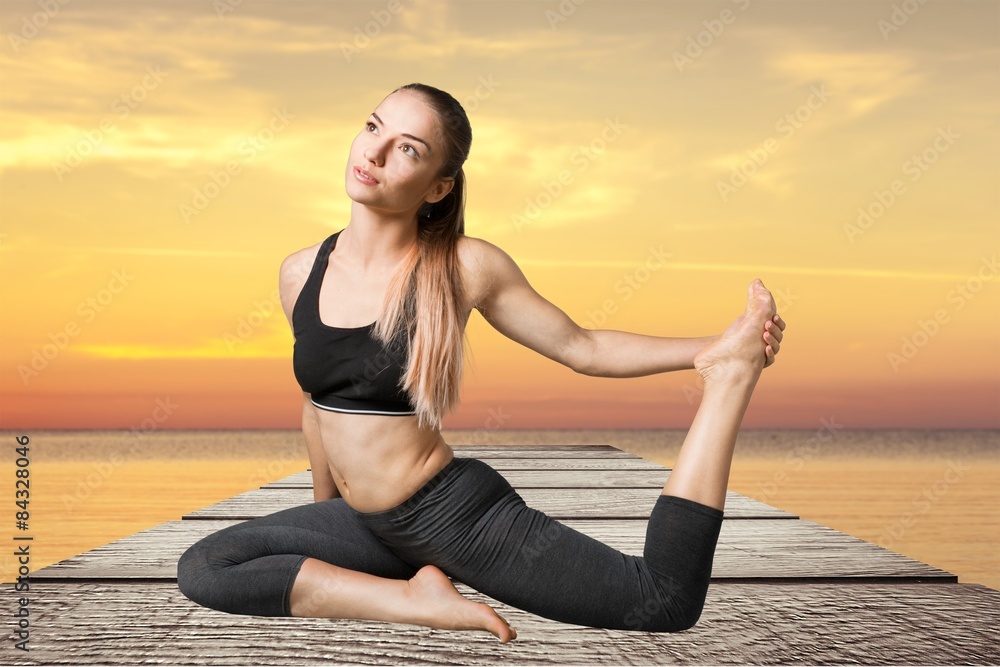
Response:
[292,230,417,416]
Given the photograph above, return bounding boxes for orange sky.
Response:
[1,0,998,430]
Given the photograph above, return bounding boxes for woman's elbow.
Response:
[567,327,595,376]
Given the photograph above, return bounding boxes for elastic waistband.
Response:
[311,393,417,416]
[355,456,470,523]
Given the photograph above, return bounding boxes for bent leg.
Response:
[455,493,722,632]
[360,459,722,632]
[642,494,724,630]
[176,497,418,617]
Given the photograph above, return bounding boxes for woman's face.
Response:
[345,89,453,217]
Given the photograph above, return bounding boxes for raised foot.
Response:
[407,564,518,643]
[694,278,779,384]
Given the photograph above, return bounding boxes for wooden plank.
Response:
[180,487,794,520]
[35,516,946,581]
[10,582,999,665]
[266,469,673,489]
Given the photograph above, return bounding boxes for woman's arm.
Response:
[302,393,341,502]
[580,330,720,378]
[469,236,721,378]
[279,248,340,502]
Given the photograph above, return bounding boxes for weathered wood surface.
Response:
[180,487,795,520]
[32,517,952,581]
[9,582,998,666]
[18,443,998,665]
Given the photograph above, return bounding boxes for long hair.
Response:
[369,83,473,430]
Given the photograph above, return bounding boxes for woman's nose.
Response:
[364,142,386,166]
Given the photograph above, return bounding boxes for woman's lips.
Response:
[354,167,378,185]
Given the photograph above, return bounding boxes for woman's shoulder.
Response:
[455,233,496,280]
[457,233,525,274]
[456,233,511,267]
[280,240,323,288]
[277,239,324,318]
[456,234,521,309]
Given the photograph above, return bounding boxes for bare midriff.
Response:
[314,408,454,513]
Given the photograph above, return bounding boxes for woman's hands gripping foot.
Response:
[694,279,786,385]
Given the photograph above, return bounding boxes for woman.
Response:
[176,82,786,643]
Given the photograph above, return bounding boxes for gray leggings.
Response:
[176,456,724,632]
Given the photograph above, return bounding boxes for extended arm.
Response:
[471,237,720,378]
[580,330,720,378]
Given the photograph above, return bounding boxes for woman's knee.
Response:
[176,541,210,600]
[622,587,707,633]
[175,537,235,613]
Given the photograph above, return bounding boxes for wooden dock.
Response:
[19,445,1000,665]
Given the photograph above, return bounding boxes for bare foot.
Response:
[406,564,518,643]
[694,279,778,384]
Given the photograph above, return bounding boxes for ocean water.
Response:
[1,429,996,590]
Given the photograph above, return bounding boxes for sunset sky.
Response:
[1,0,997,430]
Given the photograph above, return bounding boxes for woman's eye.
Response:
[364,123,417,157]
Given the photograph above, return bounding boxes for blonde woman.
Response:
[177,82,786,643]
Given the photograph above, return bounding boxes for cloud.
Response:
[55,246,261,258]
[765,49,923,120]
[517,258,975,282]
[76,341,285,360]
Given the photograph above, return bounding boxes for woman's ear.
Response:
[425,177,455,205]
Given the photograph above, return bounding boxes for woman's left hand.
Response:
[763,314,786,368]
